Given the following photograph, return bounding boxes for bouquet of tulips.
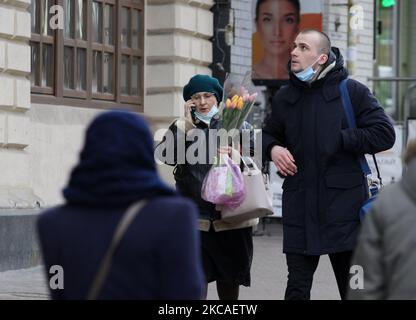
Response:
[220,85,258,135]
[201,72,258,210]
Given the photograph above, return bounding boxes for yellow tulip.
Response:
[226,98,232,108]
[231,95,239,103]
[237,97,244,109]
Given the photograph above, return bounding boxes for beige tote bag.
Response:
[220,157,273,223]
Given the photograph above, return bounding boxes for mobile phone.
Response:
[190,106,197,123]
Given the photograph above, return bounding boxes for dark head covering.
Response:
[63,110,175,207]
[183,74,223,102]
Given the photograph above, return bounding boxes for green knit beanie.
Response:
[183,74,223,103]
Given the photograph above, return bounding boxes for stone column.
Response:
[0,0,42,208]
[325,0,374,89]
[0,0,43,271]
[145,0,214,118]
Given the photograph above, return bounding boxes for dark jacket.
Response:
[262,48,396,255]
[157,115,255,222]
[37,111,204,299]
[348,159,416,300]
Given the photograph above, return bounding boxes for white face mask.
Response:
[195,105,219,124]
[294,56,323,82]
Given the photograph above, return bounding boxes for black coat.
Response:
[262,48,396,255]
[38,198,204,300]
[37,111,204,299]
[157,116,254,221]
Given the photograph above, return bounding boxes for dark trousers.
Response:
[284,251,352,300]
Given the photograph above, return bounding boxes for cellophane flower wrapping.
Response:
[219,71,258,135]
[201,154,245,209]
[201,71,258,209]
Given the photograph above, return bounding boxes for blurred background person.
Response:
[253,0,300,80]
[348,140,416,300]
[37,111,204,300]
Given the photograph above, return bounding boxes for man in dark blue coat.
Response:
[262,29,395,300]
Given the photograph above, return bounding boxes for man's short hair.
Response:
[299,29,331,55]
[404,139,416,164]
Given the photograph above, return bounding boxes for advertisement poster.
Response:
[269,161,283,218]
[366,124,403,185]
[252,0,323,83]
[407,118,416,144]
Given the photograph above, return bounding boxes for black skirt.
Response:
[200,226,253,287]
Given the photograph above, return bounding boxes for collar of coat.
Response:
[283,49,348,105]
[282,76,345,105]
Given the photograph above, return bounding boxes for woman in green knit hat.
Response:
[156,74,257,300]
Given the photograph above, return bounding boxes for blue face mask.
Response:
[294,56,322,82]
[195,105,219,124]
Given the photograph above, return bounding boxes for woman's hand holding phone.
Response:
[184,100,196,123]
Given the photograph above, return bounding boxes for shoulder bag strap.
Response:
[86,200,148,300]
[339,79,383,185]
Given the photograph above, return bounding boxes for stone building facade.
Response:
[0,0,412,208]
[1,0,415,271]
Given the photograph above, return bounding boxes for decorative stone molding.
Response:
[0,186,43,209]
[145,0,215,117]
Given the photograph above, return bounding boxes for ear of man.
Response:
[318,54,329,66]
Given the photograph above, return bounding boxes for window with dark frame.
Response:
[30,0,144,112]
[30,0,55,94]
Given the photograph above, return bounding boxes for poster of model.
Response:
[252,0,323,83]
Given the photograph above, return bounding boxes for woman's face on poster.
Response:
[256,0,299,56]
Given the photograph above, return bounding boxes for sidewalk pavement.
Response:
[0,266,48,300]
[0,220,340,300]
[207,220,340,300]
